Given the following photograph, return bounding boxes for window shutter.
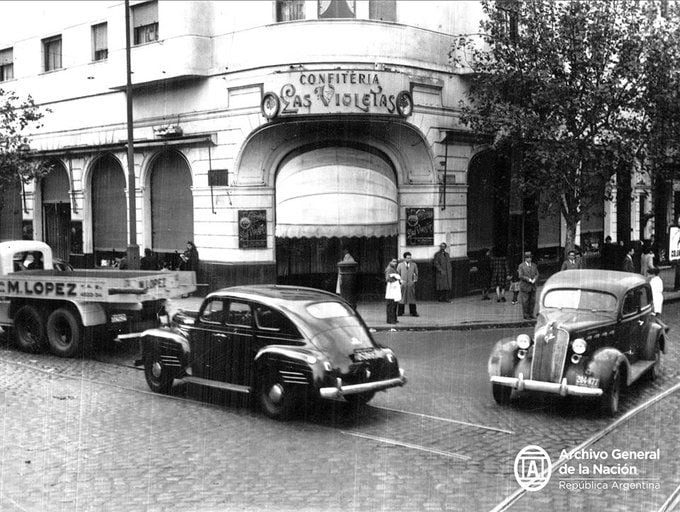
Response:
[0,48,12,66]
[132,1,158,27]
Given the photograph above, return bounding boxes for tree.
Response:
[452,0,652,254]
[0,88,49,212]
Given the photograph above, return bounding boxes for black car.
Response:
[140,285,406,419]
[488,270,668,415]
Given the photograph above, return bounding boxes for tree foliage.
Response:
[0,88,49,206]
[452,0,660,251]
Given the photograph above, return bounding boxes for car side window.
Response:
[226,301,253,328]
[622,291,639,316]
[254,305,299,336]
[200,299,225,324]
[637,287,651,310]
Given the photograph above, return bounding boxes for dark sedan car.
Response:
[140,285,406,419]
[488,270,667,415]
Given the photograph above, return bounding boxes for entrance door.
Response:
[43,203,71,260]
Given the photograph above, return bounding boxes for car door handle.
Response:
[214,333,228,338]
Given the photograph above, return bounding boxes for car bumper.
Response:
[319,368,407,399]
[490,374,603,397]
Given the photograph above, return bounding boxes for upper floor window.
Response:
[42,35,62,72]
[92,22,108,61]
[318,0,355,19]
[369,0,396,21]
[132,1,159,45]
[277,0,305,21]
[0,48,13,81]
[498,0,519,41]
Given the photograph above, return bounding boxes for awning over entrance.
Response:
[275,146,398,238]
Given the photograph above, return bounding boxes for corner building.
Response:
[2,1,626,298]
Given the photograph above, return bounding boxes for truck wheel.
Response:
[14,305,46,353]
[144,352,174,394]
[601,370,622,417]
[46,308,82,358]
[258,371,295,420]
[492,383,512,405]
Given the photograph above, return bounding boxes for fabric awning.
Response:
[275,146,398,238]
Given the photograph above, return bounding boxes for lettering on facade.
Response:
[405,208,434,246]
[261,72,412,118]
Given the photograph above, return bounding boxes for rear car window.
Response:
[306,301,353,319]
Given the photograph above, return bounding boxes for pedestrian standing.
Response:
[140,248,158,270]
[649,266,664,316]
[640,247,655,277]
[509,268,520,305]
[384,258,401,324]
[622,245,635,273]
[561,250,582,270]
[180,241,199,272]
[518,251,539,320]
[396,252,419,316]
[490,248,509,302]
[433,243,453,302]
[479,249,492,300]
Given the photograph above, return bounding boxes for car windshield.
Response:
[543,289,617,312]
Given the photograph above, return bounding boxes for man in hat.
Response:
[518,251,539,320]
[433,242,452,302]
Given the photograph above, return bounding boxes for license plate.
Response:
[110,314,128,323]
[575,375,599,388]
[353,348,378,361]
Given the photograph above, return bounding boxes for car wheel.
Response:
[344,391,375,407]
[46,308,82,358]
[13,305,46,353]
[492,383,512,405]
[144,352,174,394]
[601,370,622,417]
[259,371,295,420]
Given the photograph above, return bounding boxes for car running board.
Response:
[628,360,655,385]
[180,376,251,394]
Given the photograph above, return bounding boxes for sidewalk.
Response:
[167,280,680,332]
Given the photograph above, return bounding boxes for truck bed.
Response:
[0,269,196,303]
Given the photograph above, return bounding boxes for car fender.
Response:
[643,320,666,355]
[488,337,520,378]
[254,346,321,384]
[586,347,630,389]
[140,327,190,361]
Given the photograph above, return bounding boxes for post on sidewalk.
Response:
[337,260,359,310]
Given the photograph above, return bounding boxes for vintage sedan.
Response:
[140,285,406,419]
[488,270,667,415]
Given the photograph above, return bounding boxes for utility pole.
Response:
[124,0,139,269]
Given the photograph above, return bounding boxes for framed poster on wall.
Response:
[238,210,267,249]
[405,208,434,246]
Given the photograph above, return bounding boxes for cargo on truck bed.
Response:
[0,241,196,357]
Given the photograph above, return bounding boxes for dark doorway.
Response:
[0,178,23,242]
[43,203,71,261]
[91,155,127,264]
[276,236,397,299]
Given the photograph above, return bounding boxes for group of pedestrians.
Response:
[384,251,420,324]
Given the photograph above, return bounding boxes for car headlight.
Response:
[572,338,587,355]
[305,355,318,365]
[517,334,531,350]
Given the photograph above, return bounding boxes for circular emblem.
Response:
[396,91,413,117]
[514,445,552,492]
[239,216,252,230]
[407,213,419,227]
[261,92,280,120]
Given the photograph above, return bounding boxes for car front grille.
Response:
[278,369,309,385]
[530,325,569,383]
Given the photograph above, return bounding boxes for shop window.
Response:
[42,35,62,72]
[0,47,13,81]
[318,0,355,19]
[92,22,108,61]
[369,0,396,21]
[277,0,305,21]
[132,1,159,45]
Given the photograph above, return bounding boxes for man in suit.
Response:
[518,251,539,320]
[397,252,419,317]
[622,245,636,273]
[561,250,582,270]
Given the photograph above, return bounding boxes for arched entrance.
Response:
[41,161,71,260]
[148,150,194,268]
[275,144,398,297]
[0,177,22,242]
[91,154,127,264]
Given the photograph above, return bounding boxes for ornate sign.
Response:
[405,208,434,246]
[669,226,680,262]
[261,71,412,118]
[238,210,267,249]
